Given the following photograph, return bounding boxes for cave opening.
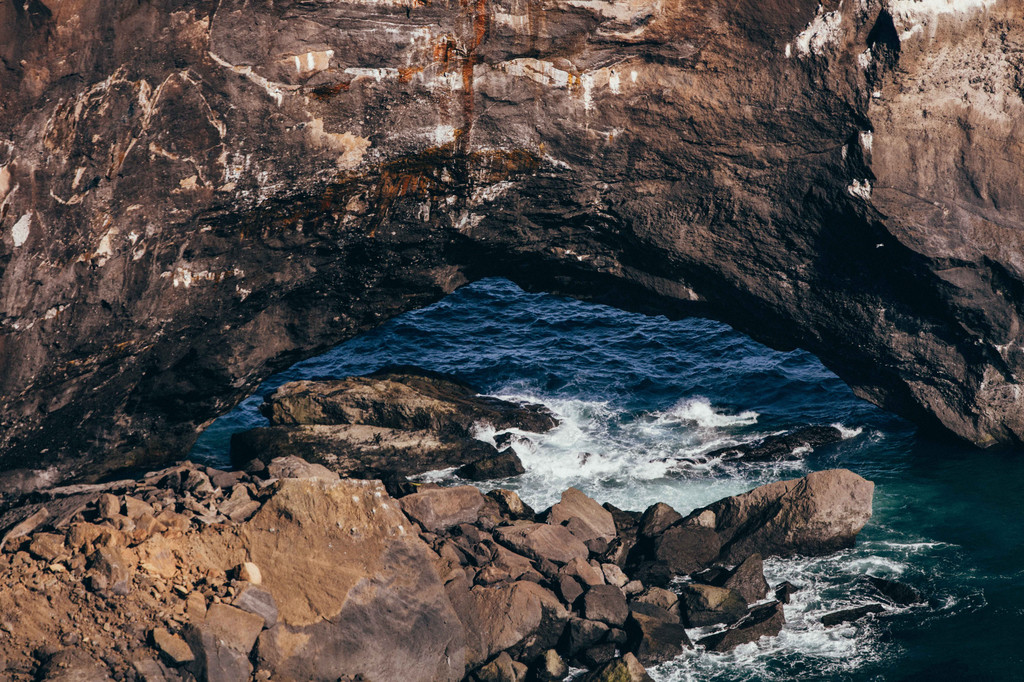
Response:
[191,277,913,505]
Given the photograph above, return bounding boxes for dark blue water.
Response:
[192,278,1024,681]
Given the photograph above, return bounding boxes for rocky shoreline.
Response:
[0,372,921,681]
[0,452,887,682]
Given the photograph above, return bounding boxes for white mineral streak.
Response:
[889,0,999,40]
[795,7,843,56]
[501,59,572,87]
[172,266,244,289]
[11,212,31,247]
[430,125,457,146]
[305,119,371,169]
[208,51,294,106]
[608,70,621,94]
[848,179,872,199]
[344,67,400,82]
[581,73,595,112]
[858,48,873,69]
[290,50,334,75]
[859,130,874,153]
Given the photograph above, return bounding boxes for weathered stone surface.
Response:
[184,626,254,682]
[460,581,570,667]
[698,601,786,652]
[581,585,629,627]
[494,523,589,566]
[264,456,340,482]
[637,503,682,540]
[678,584,748,628]
[152,628,194,666]
[775,581,798,604]
[695,469,874,563]
[722,554,771,604]
[633,587,680,621]
[2,0,1023,487]
[87,546,132,596]
[28,532,65,562]
[260,370,557,435]
[472,652,526,682]
[400,486,485,532]
[487,490,534,522]
[580,653,654,682]
[534,649,569,682]
[548,488,617,545]
[625,610,690,666]
[821,603,885,627]
[203,603,265,654]
[237,478,467,681]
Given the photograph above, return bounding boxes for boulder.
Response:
[696,426,843,463]
[86,546,132,596]
[151,628,194,666]
[637,503,682,539]
[494,524,589,565]
[558,574,585,604]
[456,449,526,481]
[561,557,604,587]
[28,532,65,562]
[630,525,722,584]
[774,581,798,604]
[697,601,786,652]
[693,554,769,604]
[868,577,922,605]
[821,603,885,627]
[692,469,874,563]
[580,653,654,682]
[678,584,748,628]
[624,609,690,666]
[235,478,467,681]
[472,652,527,682]
[400,486,485,532]
[580,585,629,627]
[203,603,265,653]
[184,627,254,682]
[486,490,535,521]
[548,488,617,545]
[632,588,681,621]
[259,369,558,435]
[264,456,340,482]
[460,581,570,666]
[561,618,609,656]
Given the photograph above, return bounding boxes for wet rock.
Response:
[494,523,589,566]
[868,577,922,605]
[624,608,690,666]
[821,603,885,627]
[400,486,485,532]
[456,449,526,481]
[774,581,798,604]
[580,585,628,627]
[548,488,617,546]
[693,469,874,563]
[486,490,535,522]
[698,601,786,652]
[151,628,194,666]
[580,653,654,682]
[698,426,843,463]
[264,455,340,482]
[678,584,748,628]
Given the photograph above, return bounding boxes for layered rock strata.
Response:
[1,0,1023,482]
[0,462,874,680]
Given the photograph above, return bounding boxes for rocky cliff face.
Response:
[0,0,1022,480]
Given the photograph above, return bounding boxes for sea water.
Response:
[192,278,1024,680]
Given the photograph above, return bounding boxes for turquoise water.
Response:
[192,278,1024,680]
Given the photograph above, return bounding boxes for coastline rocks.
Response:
[400,486,486,533]
[694,426,844,463]
[697,601,786,652]
[493,524,589,566]
[821,604,885,627]
[694,469,874,564]
[231,369,557,482]
[580,653,654,682]
[678,584,748,628]
[548,488,617,546]
[868,577,922,605]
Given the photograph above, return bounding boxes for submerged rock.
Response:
[821,603,885,627]
[868,577,922,605]
[693,426,844,463]
[697,601,786,652]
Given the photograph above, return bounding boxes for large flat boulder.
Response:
[548,488,617,545]
[696,469,874,563]
[493,523,589,566]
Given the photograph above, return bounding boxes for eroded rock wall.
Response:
[1,0,1022,479]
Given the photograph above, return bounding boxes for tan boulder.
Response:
[548,488,616,545]
[400,486,485,532]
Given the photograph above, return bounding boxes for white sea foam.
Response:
[660,397,759,428]
[832,423,864,439]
